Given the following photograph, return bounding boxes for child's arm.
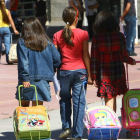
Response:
[90,36,99,85]
[82,40,93,85]
[51,43,61,68]
[17,39,30,88]
[120,33,136,65]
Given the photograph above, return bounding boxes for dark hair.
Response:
[0,1,9,24]
[94,10,120,34]
[21,17,50,52]
[62,6,78,46]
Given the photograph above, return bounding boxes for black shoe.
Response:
[59,128,72,139]
[1,50,6,55]
[128,52,137,56]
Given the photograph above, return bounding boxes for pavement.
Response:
[1,42,140,140]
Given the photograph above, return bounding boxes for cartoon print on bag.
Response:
[129,98,139,108]
[21,118,26,123]
[94,110,116,126]
[20,108,28,115]
[130,111,139,120]
[27,118,45,127]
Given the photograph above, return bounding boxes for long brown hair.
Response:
[94,10,120,34]
[0,1,9,24]
[21,17,50,52]
[62,6,78,46]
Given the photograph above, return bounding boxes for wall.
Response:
[47,0,140,39]
[50,0,69,26]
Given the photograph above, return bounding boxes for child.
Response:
[15,17,61,140]
[53,6,92,140]
[0,0,19,64]
[90,10,136,112]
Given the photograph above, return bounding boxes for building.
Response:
[17,0,140,39]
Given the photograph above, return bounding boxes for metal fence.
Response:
[17,0,51,22]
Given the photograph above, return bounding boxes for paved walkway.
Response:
[1,43,140,139]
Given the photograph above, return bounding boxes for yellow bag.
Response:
[13,85,51,140]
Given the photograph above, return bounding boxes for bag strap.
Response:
[18,85,38,106]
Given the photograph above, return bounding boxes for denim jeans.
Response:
[124,15,137,54]
[11,11,17,21]
[0,27,11,63]
[59,69,87,138]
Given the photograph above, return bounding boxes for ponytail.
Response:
[62,24,74,47]
[0,1,9,24]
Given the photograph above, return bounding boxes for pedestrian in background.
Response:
[53,6,92,140]
[68,0,85,29]
[5,0,11,9]
[0,0,19,64]
[85,0,99,39]
[35,0,47,31]
[10,0,18,21]
[90,10,136,112]
[120,0,137,56]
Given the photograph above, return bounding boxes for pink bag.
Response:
[83,106,122,135]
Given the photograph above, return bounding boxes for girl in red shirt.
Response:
[53,6,92,140]
[90,10,136,112]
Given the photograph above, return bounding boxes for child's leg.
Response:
[32,101,43,106]
[21,100,30,107]
[105,97,116,112]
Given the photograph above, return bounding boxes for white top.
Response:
[68,0,78,7]
[85,0,98,16]
[5,0,11,10]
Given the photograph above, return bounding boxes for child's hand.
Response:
[22,81,30,88]
[93,80,99,88]
[14,30,19,35]
[87,76,93,85]
[132,59,136,65]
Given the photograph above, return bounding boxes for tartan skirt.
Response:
[97,79,128,98]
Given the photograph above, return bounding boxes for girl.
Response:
[16,17,61,140]
[0,0,19,64]
[90,10,136,112]
[53,6,92,140]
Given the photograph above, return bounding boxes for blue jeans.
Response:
[11,11,17,21]
[59,69,87,138]
[124,15,137,54]
[0,27,11,63]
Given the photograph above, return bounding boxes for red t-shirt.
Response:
[53,28,89,70]
[10,0,18,11]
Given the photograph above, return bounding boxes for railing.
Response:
[16,0,51,22]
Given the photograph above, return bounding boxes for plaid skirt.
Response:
[97,79,128,98]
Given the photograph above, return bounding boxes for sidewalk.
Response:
[0,97,140,140]
[1,42,140,140]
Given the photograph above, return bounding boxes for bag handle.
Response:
[18,85,38,106]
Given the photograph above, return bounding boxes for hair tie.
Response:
[66,22,69,25]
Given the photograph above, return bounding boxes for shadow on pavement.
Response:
[0,129,88,140]
[0,132,15,140]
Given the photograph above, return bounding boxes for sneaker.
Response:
[128,52,137,56]
[70,138,82,140]
[59,128,72,139]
